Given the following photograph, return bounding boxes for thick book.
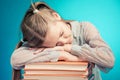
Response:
[23,74,87,80]
[23,74,94,80]
[24,70,88,76]
[24,61,89,71]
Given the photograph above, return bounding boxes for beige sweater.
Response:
[11,21,114,80]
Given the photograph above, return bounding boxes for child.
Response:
[11,1,114,80]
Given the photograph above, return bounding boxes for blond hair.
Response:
[20,2,56,48]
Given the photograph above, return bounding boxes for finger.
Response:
[34,48,45,53]
[53,46,64,51]
[28,48,37,50]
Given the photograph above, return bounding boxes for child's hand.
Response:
[51,46,64,51]
[63,44,72,53]
[41,46,64,51]
[28,48,45,54]
[59,51,81,61]
[30,46,64,54]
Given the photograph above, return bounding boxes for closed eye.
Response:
[60,32,64,37]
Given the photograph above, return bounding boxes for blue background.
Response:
[0,0,120,80]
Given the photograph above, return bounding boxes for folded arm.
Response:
[11,47,60,69]
[70,22,115,72]
[11,46,80,70]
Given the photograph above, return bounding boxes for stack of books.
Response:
[23,61,94,80]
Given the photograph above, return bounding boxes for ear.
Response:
[52,12,61,20]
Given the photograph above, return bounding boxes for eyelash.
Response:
[60,32,64,37]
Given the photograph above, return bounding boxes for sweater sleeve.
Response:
[71,22,115,73]
[11,47,60,70]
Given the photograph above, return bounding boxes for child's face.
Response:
[42,21,73,47]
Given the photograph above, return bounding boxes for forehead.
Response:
[42,22,62,47]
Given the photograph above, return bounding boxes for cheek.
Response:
[43,37,59,47]
[49,38,57,46]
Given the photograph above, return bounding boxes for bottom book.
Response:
[23,74,94,80]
